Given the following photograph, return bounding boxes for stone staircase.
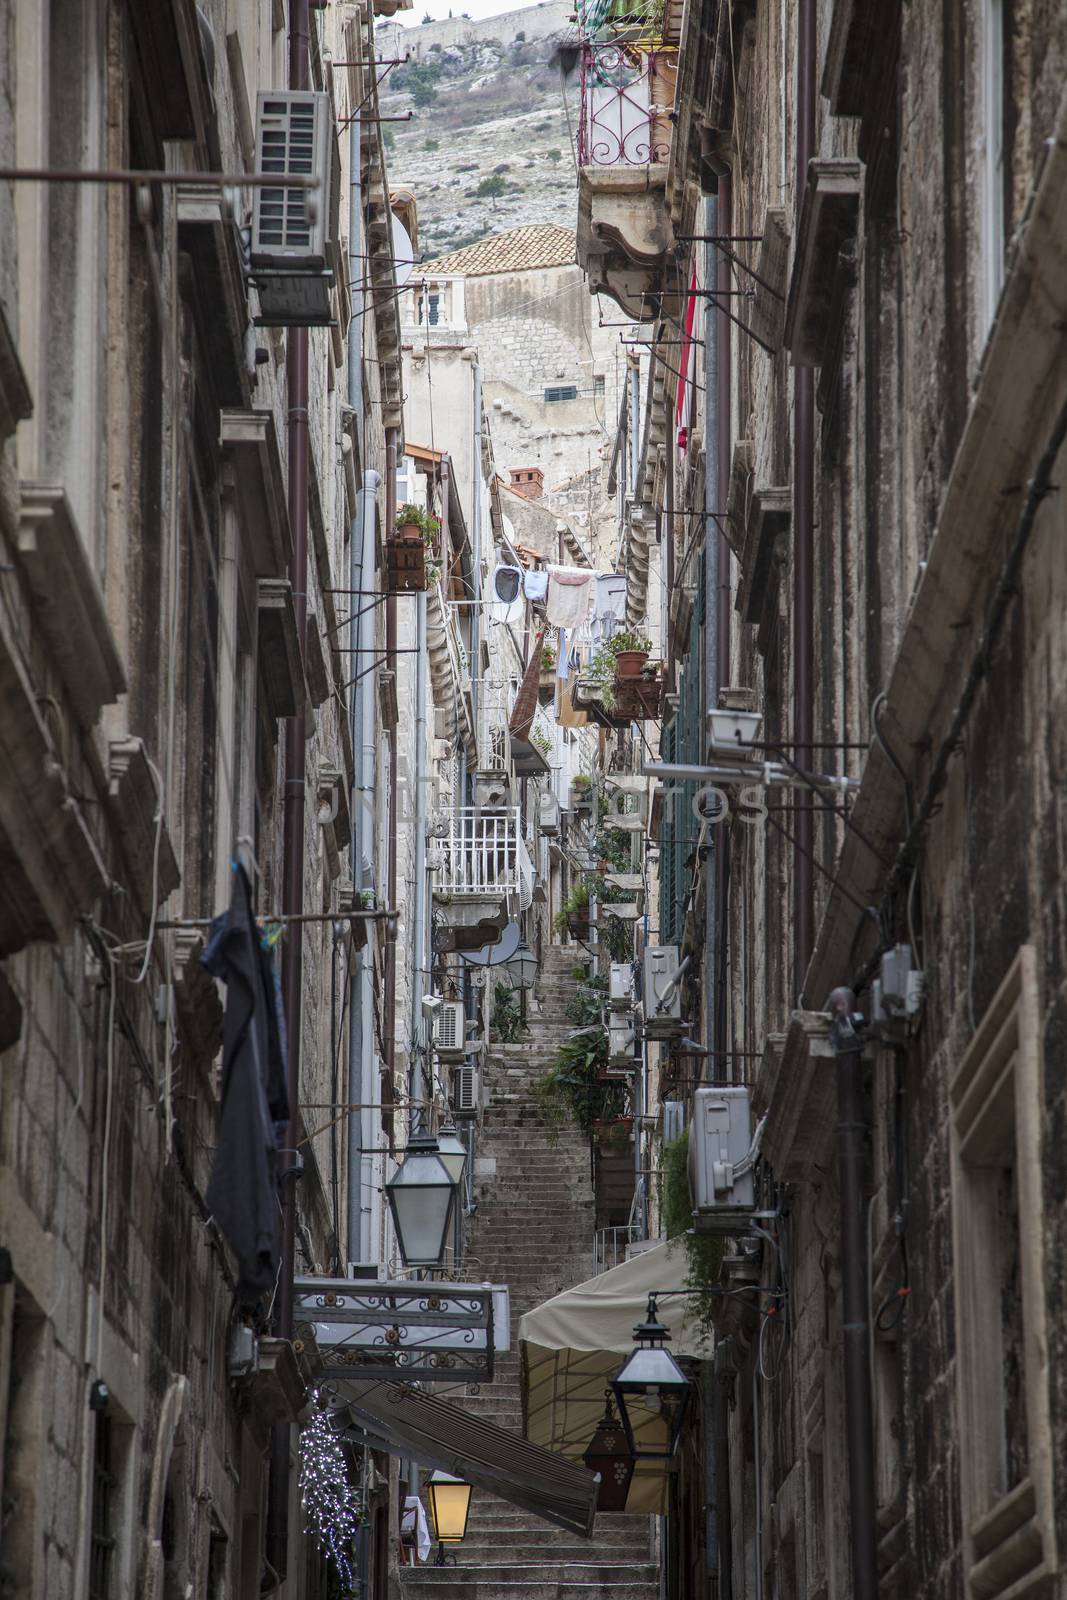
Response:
[399,946,657,1599]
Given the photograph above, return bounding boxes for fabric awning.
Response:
[519,1241,712,1514]
[334,1378,598,1537]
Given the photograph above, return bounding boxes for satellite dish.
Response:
[392,215,414,289]
[488,563,524,627]
[460,921,521,968]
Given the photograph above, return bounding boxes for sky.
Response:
[393,0,548,26]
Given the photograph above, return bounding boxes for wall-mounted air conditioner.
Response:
[607,1014,636,1067]
[609,962,634,1011]
[453,1060,481,1120]
[435,1001,467,1061]
[642,946,684,1038]
[251,90,336,326]
[538,791,561,836]
[688,1086,756,1223]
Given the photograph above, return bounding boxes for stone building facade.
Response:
[563,1,1067,1599]
[0,1,424,1595]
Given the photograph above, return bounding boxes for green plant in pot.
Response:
[491,979,527,1043]
[554,879,592,936]
[541,644,557,672]
[395,503,440,551]
[607,629,652,679]
[534,1025,628,1141]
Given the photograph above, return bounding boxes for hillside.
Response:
[380,6,581,259]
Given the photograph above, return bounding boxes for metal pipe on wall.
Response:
[470,362,482,735]
[269,0,310,1580]
[828,989,879,1600]
[385,427,399,1109]
[703,193,719,1078]
[794,0,816,992]
[715,173,732,1067]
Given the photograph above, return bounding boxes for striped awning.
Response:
[331,1379,598,1537]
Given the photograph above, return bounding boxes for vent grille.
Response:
[252,91,332,268]
[454,1062,480,1119]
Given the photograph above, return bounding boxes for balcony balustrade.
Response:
[434,807,534,910]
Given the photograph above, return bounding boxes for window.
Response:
[89,1414,117,1600]
[949,947,1058,1600]
[544,385,578,403]
[593,373,605,396]
[427,291,440,326]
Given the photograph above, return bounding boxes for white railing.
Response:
[437,807,531,902]
[594,1223,641,1275]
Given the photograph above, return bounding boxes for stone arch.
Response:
[143,1375,193,1600]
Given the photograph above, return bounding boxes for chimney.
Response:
[508,466,544,501]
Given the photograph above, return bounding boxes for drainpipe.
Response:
[827,988,878,1600]
[269,0,310,1582]
[703,194,719,1075]
[385,427,399,1113]
[715,172,732,1065]
[348,471,380,1262]
[794,0,816,991]
[470,362,482,736]
[628,356,641,496]
[411,518,430,1098]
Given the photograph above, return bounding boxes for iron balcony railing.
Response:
[436,807,534,906]
[577,41,676,167]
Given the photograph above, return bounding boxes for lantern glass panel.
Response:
[427,1472,472,1543]
[611,1344,692,1459]
[436,1127,468,1187]
[385,1146,456,1266]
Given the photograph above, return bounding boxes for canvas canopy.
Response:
[518,1240,713,1514]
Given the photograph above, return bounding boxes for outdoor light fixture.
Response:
[610,1296,692,1459]
[427,1469,472,1560]
[583,1390,635,1512]
[435,1120,468,1187]
[384,1125,457,1268]
[505,938,537,993]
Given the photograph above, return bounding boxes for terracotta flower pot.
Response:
[614,649,649,679]
[396,521,422,543]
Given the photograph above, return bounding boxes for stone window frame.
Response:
[949,945,1058,1600]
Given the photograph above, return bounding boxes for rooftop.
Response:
[421,223,577,278]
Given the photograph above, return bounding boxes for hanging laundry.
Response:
[523,569,548,603]
[546,566,594,630]
[591,573,628,643]
[509,628,545,741]
[202,862,290,1307]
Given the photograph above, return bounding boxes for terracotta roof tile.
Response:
[421,224,576,278]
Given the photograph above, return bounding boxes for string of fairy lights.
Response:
[299,1394,365,1585]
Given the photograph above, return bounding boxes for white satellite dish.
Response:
[392,215,414,288]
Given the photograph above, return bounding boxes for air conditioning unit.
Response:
[453,1060,481,1120]
[609,962,634,1011]
[250,90,337,326]
[607,1013,636,1067]
[662,1100,686,1145]
[434,1001,467,1061]
[688,1086,756,1225]
[642,946,684,1038]
[538,791,561,836]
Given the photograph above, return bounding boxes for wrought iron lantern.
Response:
[427,1469,472,1550]
[505,938,537,993]
[384,1126,456,1268]
[435,1120,468,1187]
[610,1296,692,1459]
[583,1390,636,1511]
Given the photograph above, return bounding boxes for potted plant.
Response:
[554,879,592,939]
[534,1025,628,1142]
[608,630,652,680]
[396,502,425,542]
[592,1114,634,1146]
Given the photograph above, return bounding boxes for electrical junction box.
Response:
[689,1086,756,1230]
[871,943,923,1027]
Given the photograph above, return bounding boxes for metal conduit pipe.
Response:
[268,0,309,1581]
[828,988,879,1600]
[703,193,719,1075]
[385,427,399,1105]
[715,172,732,1066]
[794,0,816,990]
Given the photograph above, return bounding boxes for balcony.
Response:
[575,41,677,320]
[436,807,533,902]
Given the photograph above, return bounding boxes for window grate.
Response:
[544,385,578,403]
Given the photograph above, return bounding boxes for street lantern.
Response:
[505,939,537,993]
[583,1391,635,1512]
[610,1297,692,1459]
[427,1470,472,1547]
[436,1121,468,1187]
[385,1127,456,1268]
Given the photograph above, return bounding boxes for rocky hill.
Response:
[380,3,581,259]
